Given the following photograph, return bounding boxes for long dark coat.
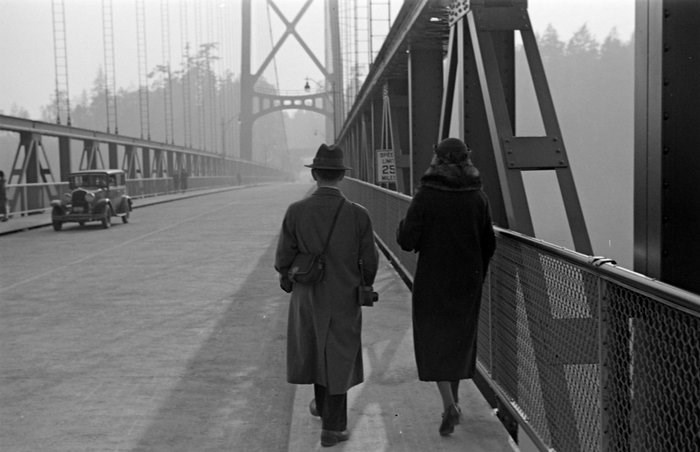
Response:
[275,186,378,394]
[397,166,495,381]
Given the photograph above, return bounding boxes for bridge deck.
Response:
[0,184,516,451]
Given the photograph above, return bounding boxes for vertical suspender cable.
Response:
[161,0,174,144]
[135,0,150,140]
[207,0,217,156]
[180,0,192,149]
[217,0,227,156]
[194,0,205,150]
[102,0,118,134]
[51,0,71,126]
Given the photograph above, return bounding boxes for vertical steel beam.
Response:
[167,151,174,180]
[18,133,40,184]
[80,140,103,170]
[386,79,409,194]
[408,44,443,194]
[123,145,137,179]
[108,142,118,169]
[327,0,343,139]
[371,94,382,185]
[10,132,56,210]
[152,149,163,177]
[635,0,700,293]
[467,13,533,235]
[360,110,372,180]
[142,147,150,178]
[444,18,510,227]
[58,136,71,181]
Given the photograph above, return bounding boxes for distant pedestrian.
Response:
[396,137,496,436]
[173,171,180,193]
[180,169,188,192]
[0,170,7,221]
[274,143,379,447]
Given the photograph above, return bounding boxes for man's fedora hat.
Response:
[305,144,352,170]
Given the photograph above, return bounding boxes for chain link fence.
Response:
[341,178,700,452]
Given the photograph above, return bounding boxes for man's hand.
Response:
[280,275,293,293]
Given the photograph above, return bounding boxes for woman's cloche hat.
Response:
[305,144,352,170]
[434,137,471,164]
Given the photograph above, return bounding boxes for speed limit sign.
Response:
[376,149,396,183]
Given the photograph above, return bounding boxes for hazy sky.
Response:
[0,0,634,119]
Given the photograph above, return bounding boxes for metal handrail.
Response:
[341,177,700,452]
[495,226,700,317]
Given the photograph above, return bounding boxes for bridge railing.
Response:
[4,170,287,217]
[341,178,700,452]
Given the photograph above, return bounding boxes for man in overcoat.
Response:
[274,144,379,447]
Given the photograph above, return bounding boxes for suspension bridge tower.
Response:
[239,0,343,161]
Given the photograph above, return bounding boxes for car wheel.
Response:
[53,220,62,231]
[122,209,129,224]
[101,206,112,229]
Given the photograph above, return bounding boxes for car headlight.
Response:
[85,192,95,202]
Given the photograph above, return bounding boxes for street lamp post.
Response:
[304,77,336,140]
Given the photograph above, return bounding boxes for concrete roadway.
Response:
[0,183,516,451]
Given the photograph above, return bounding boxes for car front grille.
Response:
[71,190,89,211]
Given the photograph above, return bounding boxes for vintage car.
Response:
[51,169,132,231]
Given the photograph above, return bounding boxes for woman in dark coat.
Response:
[396,137,496,436]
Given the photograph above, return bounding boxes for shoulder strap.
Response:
[321,198,345,254]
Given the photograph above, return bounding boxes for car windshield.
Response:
[69,174,108,189]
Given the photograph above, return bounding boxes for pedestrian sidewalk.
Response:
[1,185,519,451]
[286,252,518,452]
[0,186,243,236]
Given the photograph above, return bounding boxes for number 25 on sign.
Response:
[376,149,396,183]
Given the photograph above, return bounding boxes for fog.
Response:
[0,0,635,266]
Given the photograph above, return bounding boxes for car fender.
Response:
[120,196,133,212]
[51,204,64,216]
[50,199,63,208]
[95,198,111,214]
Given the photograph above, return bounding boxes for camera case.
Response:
[357,285,379,307]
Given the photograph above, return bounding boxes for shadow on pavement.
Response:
[131,239,295,452]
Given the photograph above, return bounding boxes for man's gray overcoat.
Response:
[275,187,378,394]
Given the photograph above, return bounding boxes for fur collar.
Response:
[420,162,482,192]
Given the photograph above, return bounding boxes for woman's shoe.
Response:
[439,403,460,436]
[321,429,349,447]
